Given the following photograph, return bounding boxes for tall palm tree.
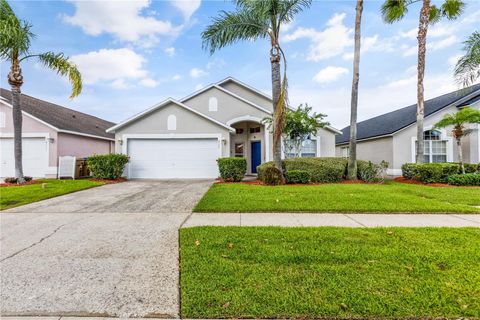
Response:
[434,107,480,174]
[454,31,480,87]
[0,0,82,183]
[202,0,312,174]
[381,0,464,164]
[347,0,364,180]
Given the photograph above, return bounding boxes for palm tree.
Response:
[347,0,364,180]
[381,0,464,164]
[0,0,82,183]
[202,0,312,175]
[434,107,480,174]
[454,31,480,87]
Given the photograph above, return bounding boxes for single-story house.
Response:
[335,84,480,175]
[107,77,341,179]
[0,88,115,178]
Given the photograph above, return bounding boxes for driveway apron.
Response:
[0,180,212,318]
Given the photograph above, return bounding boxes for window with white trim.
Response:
[167,114,176,130]
[285,136,317,158]
[341,146,349,157]
[418,130,447,163]
[208,97,218,111]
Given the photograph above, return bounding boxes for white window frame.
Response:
[410,127,453,162]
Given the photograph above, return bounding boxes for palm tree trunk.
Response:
[8,57,25,183]
[415,0,430,164]
[271,46,283,174]
[347,0,363,180]
[457,138,465,174]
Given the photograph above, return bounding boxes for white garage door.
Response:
[127,138,220,179]
[0,137,48,178]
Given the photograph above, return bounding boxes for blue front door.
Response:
[251,141,261,173]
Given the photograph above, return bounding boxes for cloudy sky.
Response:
[1,0,479,129]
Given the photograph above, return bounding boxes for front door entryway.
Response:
[251,141,261,173]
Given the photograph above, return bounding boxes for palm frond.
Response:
[0,0,34,59]
[440,0,465,19]
[37,52,82,98]
[428,5,442,24]
[278,0,312,24]
[454,31,480,87]
[201,9,269,55]
[381,0,408,23]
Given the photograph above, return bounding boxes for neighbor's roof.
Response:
[0,88,115,140]
[336,84,480,145]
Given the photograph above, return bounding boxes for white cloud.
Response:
[206,58,226,70]
[283,13,353,61]
[71,48,160,90]
[171,0,201,20]
[313,66,349,84]
[190,67,208,78]
[139,78,159,88]
[195,83,204,91]
[448,54,462,67]
[63,0,179,47]
[172,74,182,81]
[164,47,176,57]
[430,35,457,51]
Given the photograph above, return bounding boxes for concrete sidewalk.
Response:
[182,213,480,227]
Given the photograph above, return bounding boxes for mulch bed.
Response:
[90,177,127,184]
[216,178,384,186]
[0,180,42,188]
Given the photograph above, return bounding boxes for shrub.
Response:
[87,154,129,179]
[4,177,17,184]
[401,163,419,180]
[261,166,283,185]
[257,162,275,182]
[358,161,389,182]
[414,163,459,184]
[217,157,247,182]
[447,173,480,186]
[283,157,346,183]
[24,176,33,182]
[463,163,480,173]
[285,170,310,184]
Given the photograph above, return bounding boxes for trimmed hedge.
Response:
[401,162,480,183]
[257,157,381,184]
[217,157,247,182]
[285,170,310,184]
[87,154,129,179]
[261,166,283,185]
[447,173,480,186]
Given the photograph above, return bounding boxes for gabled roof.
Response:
[336,84,480,145]
[0,88,115,140]
[180,83,272,115]
[106,98,235,133]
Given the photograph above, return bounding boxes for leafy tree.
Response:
[264,104,328,158]
[347,0,364,180]
[202,0,312,174]
[434,107,480,174]
[0,0,82,183]
[381,0,464,164]
[454,31,480,87]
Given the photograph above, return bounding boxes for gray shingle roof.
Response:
[0,88,115,139]
[336,84,480,145]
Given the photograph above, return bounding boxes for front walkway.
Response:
[183,213,480,227]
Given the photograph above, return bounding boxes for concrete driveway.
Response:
[0,180,212,318]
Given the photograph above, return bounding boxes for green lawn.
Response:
[0,179,104,211]
[180,227,480,318]
[194,181,480,213]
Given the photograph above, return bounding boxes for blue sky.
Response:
[1,0,479,129]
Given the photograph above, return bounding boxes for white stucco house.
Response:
[107,77,341,179]
[335,84,480,175]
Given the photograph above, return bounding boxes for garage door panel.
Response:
[0,138,48,177]
[127,138,219,179]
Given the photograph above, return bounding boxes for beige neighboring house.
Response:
[0,88,115,178]
[107,77,341,179]
[335,84,480,175]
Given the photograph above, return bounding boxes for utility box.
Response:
[76,158,90,178]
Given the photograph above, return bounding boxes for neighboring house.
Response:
[108,77,341,179]
[336,84,480,175]
[0,88,115,178]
